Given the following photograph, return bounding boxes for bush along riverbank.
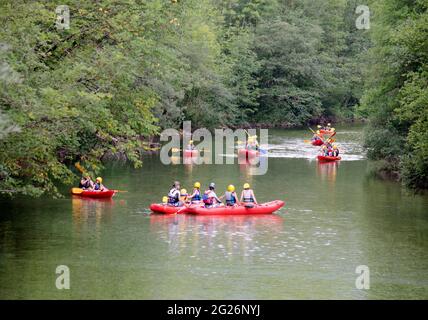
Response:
[359,0,428,191]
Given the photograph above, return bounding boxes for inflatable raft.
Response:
[150,203,189,214]
[317,155,341,162]
[238,148,259,158]
[184,149,198,157]
[71,189,116,199]
[319,129,334,135]
[186,200,285,215]
[311,139,323,146]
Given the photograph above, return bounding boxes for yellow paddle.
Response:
[75,162,85,174]
[71,187,84,194]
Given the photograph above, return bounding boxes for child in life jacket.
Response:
[202,182,223,208]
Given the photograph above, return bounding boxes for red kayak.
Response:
[238,148,259,158]
[186,200,285,216]
[184,149,198,157]
[311,139,323,146]
[150,203,190,214]
[71,189,116,199]
[317,155,341,162]
[319,129,334,135]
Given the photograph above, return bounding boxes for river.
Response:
[1,125,427,299]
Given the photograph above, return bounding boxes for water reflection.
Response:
[71,197,114,237]
[316,161,339,183]
[149,214,284,258]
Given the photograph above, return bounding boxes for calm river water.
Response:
[0,125,427,299]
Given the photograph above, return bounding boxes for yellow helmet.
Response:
[317,125,321,128]
[194,182,200,188]
[162,196,168,203]
[243,183,250,189]
[333,144,338,149]
[96,177,103,183]
[322,145,327,149]
[180,188,187,195]
[189,140,193,144]
[227,184,235,192]
[316,130,320,134]
[331,128,335,131]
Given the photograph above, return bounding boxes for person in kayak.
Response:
[312,130,322,143]
[246,135,259,151]
[167,181,182,206]
[203,182,223,208]
[79,175,94,190]
[180,189,189,203]
[240,183,258,206]
[186,140,195,150]
[93,177,107,191]
[221,185,240,207]
[332,144,340,157]
[189,182,202,203]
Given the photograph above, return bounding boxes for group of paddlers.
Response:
[165,181,258,208]
[79,175,108,191]
[311,123,340,157]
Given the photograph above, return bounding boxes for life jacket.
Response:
[168,188,180,204]
[94,183,101,191]
[202,190,214,205]
[225,191,236,206]
[79,180,91,189]
[192,189,201,201]
[242,189,254,203]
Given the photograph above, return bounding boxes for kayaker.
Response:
[220,185,240,207]
[312,130,322,142]
[246,135,259,151]
[79,175,94,190]
[180,189,189,203]
[240,183,258,206]
[333,144,340,157]
[93,177,107,191]
[320,145,327,156]
[186,140,195,150]
[203,182,223,208]
[189,182,202,203]
[326,123,332,130]
[167,181,182,206]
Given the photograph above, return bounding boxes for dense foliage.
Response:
[8,0,423,196]
[360,0,428,190]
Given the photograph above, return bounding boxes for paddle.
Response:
[71,187,84,194]
[75,162,85,174]
[74,163,127,193]
[72,187,126,193]
[175,203,189,214]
